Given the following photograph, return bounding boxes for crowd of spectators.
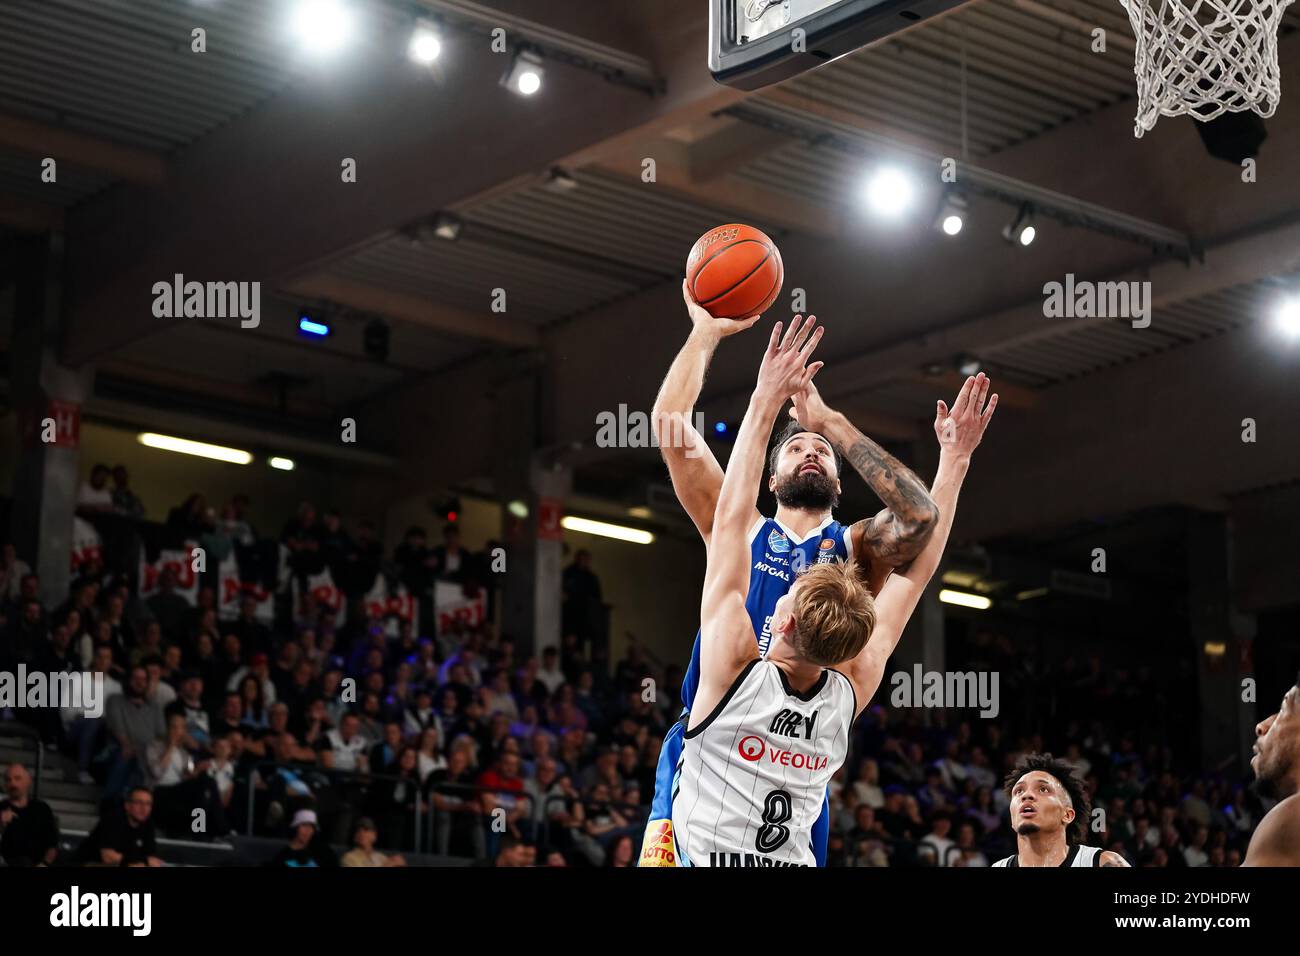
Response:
[0,470,1278,868]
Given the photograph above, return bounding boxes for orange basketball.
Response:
[685,224,783,319]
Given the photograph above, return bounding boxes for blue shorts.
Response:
[638,713,831,867]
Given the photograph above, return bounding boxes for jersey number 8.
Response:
[755,789,793,853]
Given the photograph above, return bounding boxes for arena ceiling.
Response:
[1,0,1298,509]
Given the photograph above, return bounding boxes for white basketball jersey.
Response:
[992,844,1101,867]
[672,659,855,867]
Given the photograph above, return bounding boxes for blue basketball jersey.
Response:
[680,514,853,710]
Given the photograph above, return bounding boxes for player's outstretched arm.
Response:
[695,317,824,712]
[790,379,938,585]
[842,374,997,712]
[651,281,762,544]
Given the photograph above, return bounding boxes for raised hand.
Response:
[755,314,824,404]
[789,375,834,434]
[682,279,762,340]
[935,372,998,460]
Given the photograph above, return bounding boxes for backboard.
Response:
[709,0,973,90]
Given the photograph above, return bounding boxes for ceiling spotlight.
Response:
[1275,296,1300,338]
[542,167,579,193]
[501,48,544,96]
[429,211,462,241]
[864,166,916,218]
[957,354,982,376]
[408,19,442,66]
[1002,204,1036,247]
[935,193,967,237]
[290,0,355,56]
[507,500,529,519]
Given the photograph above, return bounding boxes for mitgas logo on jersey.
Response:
[767,529,790,554]
[753,560,791,583]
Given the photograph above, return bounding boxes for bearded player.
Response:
[993,753,1129,867]
[640,283,969,867]
[1242,680,1300,865]
[672,314,994,865]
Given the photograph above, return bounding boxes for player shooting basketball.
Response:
[640,283,982,867]
[671,315,994,866]
[1242,680,1300,865]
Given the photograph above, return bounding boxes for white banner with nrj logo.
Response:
[138,547,199,604]
[217,554,274,623]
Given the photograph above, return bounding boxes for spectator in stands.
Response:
[403,688,439,739]
[230,597,272,660]
[77,463,115,512]
[146,568,190,644]
[207,734,237,817]
[146,712,229,838]
[143,655,176,710]
[852,758,885,809]
[431,523,470,582]
[368,722,404,773]
[128,620,163,669]
[104,666,165,798]
[63,645,121,782]
[478,750,527,838]
[269,809,337,867]
[78,786,163,867]
[7,597,47,667]
[369,744,421,849]
[428,748,483,857]
[605,832,636,867]
[111,465,145,519]
[320,713,370,773]
[493,833,533,867]
[317,509,352,580]
[561,549,603,651]
[167,671,210,748]
[235,674,269,731]
[581,781,631,857]
[96,593,132,663]
[341,817,406,867]
[227,652,276,706]
[0,763,59,866]
[480,669,519,721]
[415,726,447,783]
[393,526,433,594]
[220,495,257,548]
[951,821,989,867]
[165,493,208,542]
[0,543,31,604]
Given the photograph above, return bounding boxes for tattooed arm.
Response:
[790,379,939,585]
[1099,850,1131,867]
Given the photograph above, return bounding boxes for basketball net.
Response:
[1120,0,1296,137]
